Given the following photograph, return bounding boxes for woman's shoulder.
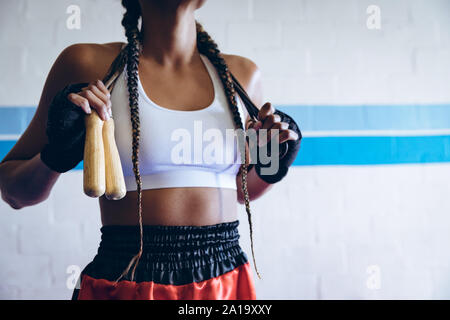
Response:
[222,53,264,111]
[222,53,260,89]
[54,41,126,84]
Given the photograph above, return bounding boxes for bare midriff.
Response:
[99,187,238,226]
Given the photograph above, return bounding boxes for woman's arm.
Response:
[0,45,84,209]
[226,56,275,204]
[237,164,274,204]
[0,154,61,209]
[0,43,118,209]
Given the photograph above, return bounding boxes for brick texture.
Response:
[1,0,450,299]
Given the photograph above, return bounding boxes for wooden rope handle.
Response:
[83,43,127,200]
[83,112,106,198]
[83,110,126,200]
[103,117,126,200]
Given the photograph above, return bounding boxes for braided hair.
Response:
[118,0,261,282]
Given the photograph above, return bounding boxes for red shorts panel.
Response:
[71,221,257,300]
[77,262,256,300]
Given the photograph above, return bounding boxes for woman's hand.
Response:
[67,79,112,121]
[40,80,112,173]
[244,102,302,184]
[246,102,299,149]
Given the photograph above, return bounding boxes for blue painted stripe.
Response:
[276,104,450,131]
[2,104,450,134]
[293,135,450,165]
[0,140,84,170]
[2,136,450,168]
[0,107,36,135]
[2,105,450,167]
[0,141,16,159]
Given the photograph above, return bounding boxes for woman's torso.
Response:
[96,42,250,226]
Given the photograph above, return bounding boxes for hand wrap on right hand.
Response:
[247,110,302,184]
[40,83,88,173]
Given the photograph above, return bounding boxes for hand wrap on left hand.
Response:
[40,82,89,173]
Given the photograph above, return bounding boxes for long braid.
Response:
[115,0,143,283]
[196,22,261,279]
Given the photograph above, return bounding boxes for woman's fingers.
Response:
[247,102,299,147]
[279,129,300,144]
[257,102,275,123]
[245,118,256,131]
[95,79,111,98]
[92,80,112,116]
[261,114,282,130]
[82,89,110,121]
[87,86,112,117]
[85,83,109,105]
[67,93,92,114]
[74,80,112,121]
[260,122,283,146]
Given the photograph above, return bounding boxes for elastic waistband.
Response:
[81,220,248,284]
[98,220,240,254]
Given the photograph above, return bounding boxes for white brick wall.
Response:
[1,0,450,299]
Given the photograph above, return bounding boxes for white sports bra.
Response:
[110,54,247,191]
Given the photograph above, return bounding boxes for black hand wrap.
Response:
[40,83,88,173]
[247,110,302,184]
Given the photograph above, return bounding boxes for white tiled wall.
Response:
[1,0,450,299]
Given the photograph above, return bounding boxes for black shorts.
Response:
[71,220,256,300]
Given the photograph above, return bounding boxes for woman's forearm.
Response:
[236,166,274,204]
[0,153,61,209]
